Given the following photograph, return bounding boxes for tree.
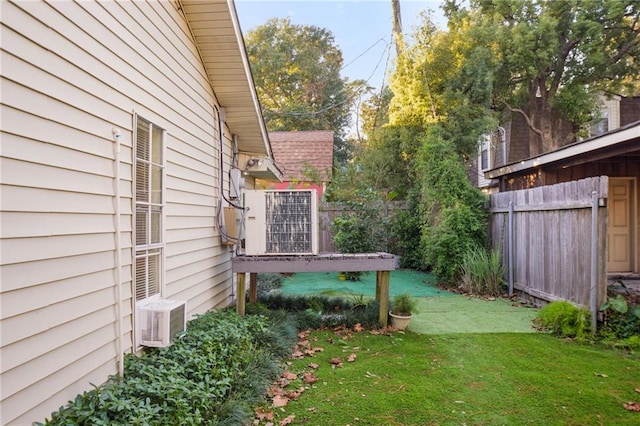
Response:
[388,10,496,158]
[359,86,393,138]
[445,0,640,154]
[244,18,354,139]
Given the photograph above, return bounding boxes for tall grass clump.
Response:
[536,300,591,340]
[460,246,505,295]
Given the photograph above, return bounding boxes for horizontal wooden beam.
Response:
[232,253,397,273]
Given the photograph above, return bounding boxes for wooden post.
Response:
[249,272,258,303]
[376,270,390,327]
[236,272,246,316]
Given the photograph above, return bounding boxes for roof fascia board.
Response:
[486,122,640,179]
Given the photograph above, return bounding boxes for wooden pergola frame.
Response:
[231,253,397,326]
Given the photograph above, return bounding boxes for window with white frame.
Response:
[480,135,491,171]
[590,108,609,137]
[134,116,165,302]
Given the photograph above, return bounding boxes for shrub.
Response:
[39,310,297,425]
[416,130,488,285]
[460,246,505,295]
[332,189,389,280]
[536,300,591,340]
[256,293,381,329]
[599,294,640,340]
[256,272,284,297]
[388,199,424,270]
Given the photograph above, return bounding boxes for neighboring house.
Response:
[474,95,640,193]
[0,1,280,424]
[261,130,334,199]
[486,120,640,276]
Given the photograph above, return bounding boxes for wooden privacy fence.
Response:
[489,176,608,325]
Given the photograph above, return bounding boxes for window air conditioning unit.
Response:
[244,189,318,255]
[136,299,186,347]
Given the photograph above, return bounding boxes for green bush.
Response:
[389,199,424,270]
[599,294,640,340]
[460,246,505,295]
[537,301,591,340]
[39,310,297,426]
[416,130,488,285]
[256,272,284,297]
[332,189,389,280]
[256,293,381,329]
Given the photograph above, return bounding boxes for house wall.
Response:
[621,97,640,126]
[1,1,235,424]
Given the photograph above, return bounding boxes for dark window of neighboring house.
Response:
[134,115,165,302]
[480,137,490,170]
[590,109,609,137]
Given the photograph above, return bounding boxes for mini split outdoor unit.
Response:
[244,189,319,255]
[136,299,186,347]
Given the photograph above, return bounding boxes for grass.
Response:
[267,330,640,425]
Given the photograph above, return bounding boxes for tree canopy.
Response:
[389,0,640,156]
[244,18,354,138]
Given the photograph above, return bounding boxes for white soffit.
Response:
[180,0,271,157]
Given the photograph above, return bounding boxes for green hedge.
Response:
[38,310,297,425]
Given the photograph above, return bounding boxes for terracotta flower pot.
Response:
[389,311,412,330]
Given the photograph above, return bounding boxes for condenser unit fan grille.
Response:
[264,191,313,253]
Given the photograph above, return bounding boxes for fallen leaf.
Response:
[282,371,297,381]
[308,363,320,370]
[255,407,274,421]
[269,385,286,396]
[280,414,296,425]
[298,330,310,339]
[330,357,342,365]
[307,407,318,414]
[287,389,302,399]
[304,372,319,384]
[272,395,289,408]
[354,323,364,332]
[636,388,640,393]
[595,373,608,377]
[347,353,357,362]
[291,350,304,359]
[623,402,640,412]
[312,347,324,353]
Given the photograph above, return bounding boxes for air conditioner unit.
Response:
[136,299,186,347]
[244,189,318,255]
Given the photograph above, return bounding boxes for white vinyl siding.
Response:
[0,1,235,424]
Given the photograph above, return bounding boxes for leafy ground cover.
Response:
[258,328,640,425]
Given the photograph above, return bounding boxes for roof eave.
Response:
[180,0,273,158]
[485,121,640,179]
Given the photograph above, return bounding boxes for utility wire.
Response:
[263,37,392,118]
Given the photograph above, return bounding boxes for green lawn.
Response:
[267,331,640,425]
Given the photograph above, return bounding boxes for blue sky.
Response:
[235,0,447,92]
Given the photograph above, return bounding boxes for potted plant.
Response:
[389,293,417,330]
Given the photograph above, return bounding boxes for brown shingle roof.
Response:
[268,131,334,182]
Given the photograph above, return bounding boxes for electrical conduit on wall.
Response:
[112,127,124,376]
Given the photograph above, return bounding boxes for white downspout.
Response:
[112,128,124,376]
